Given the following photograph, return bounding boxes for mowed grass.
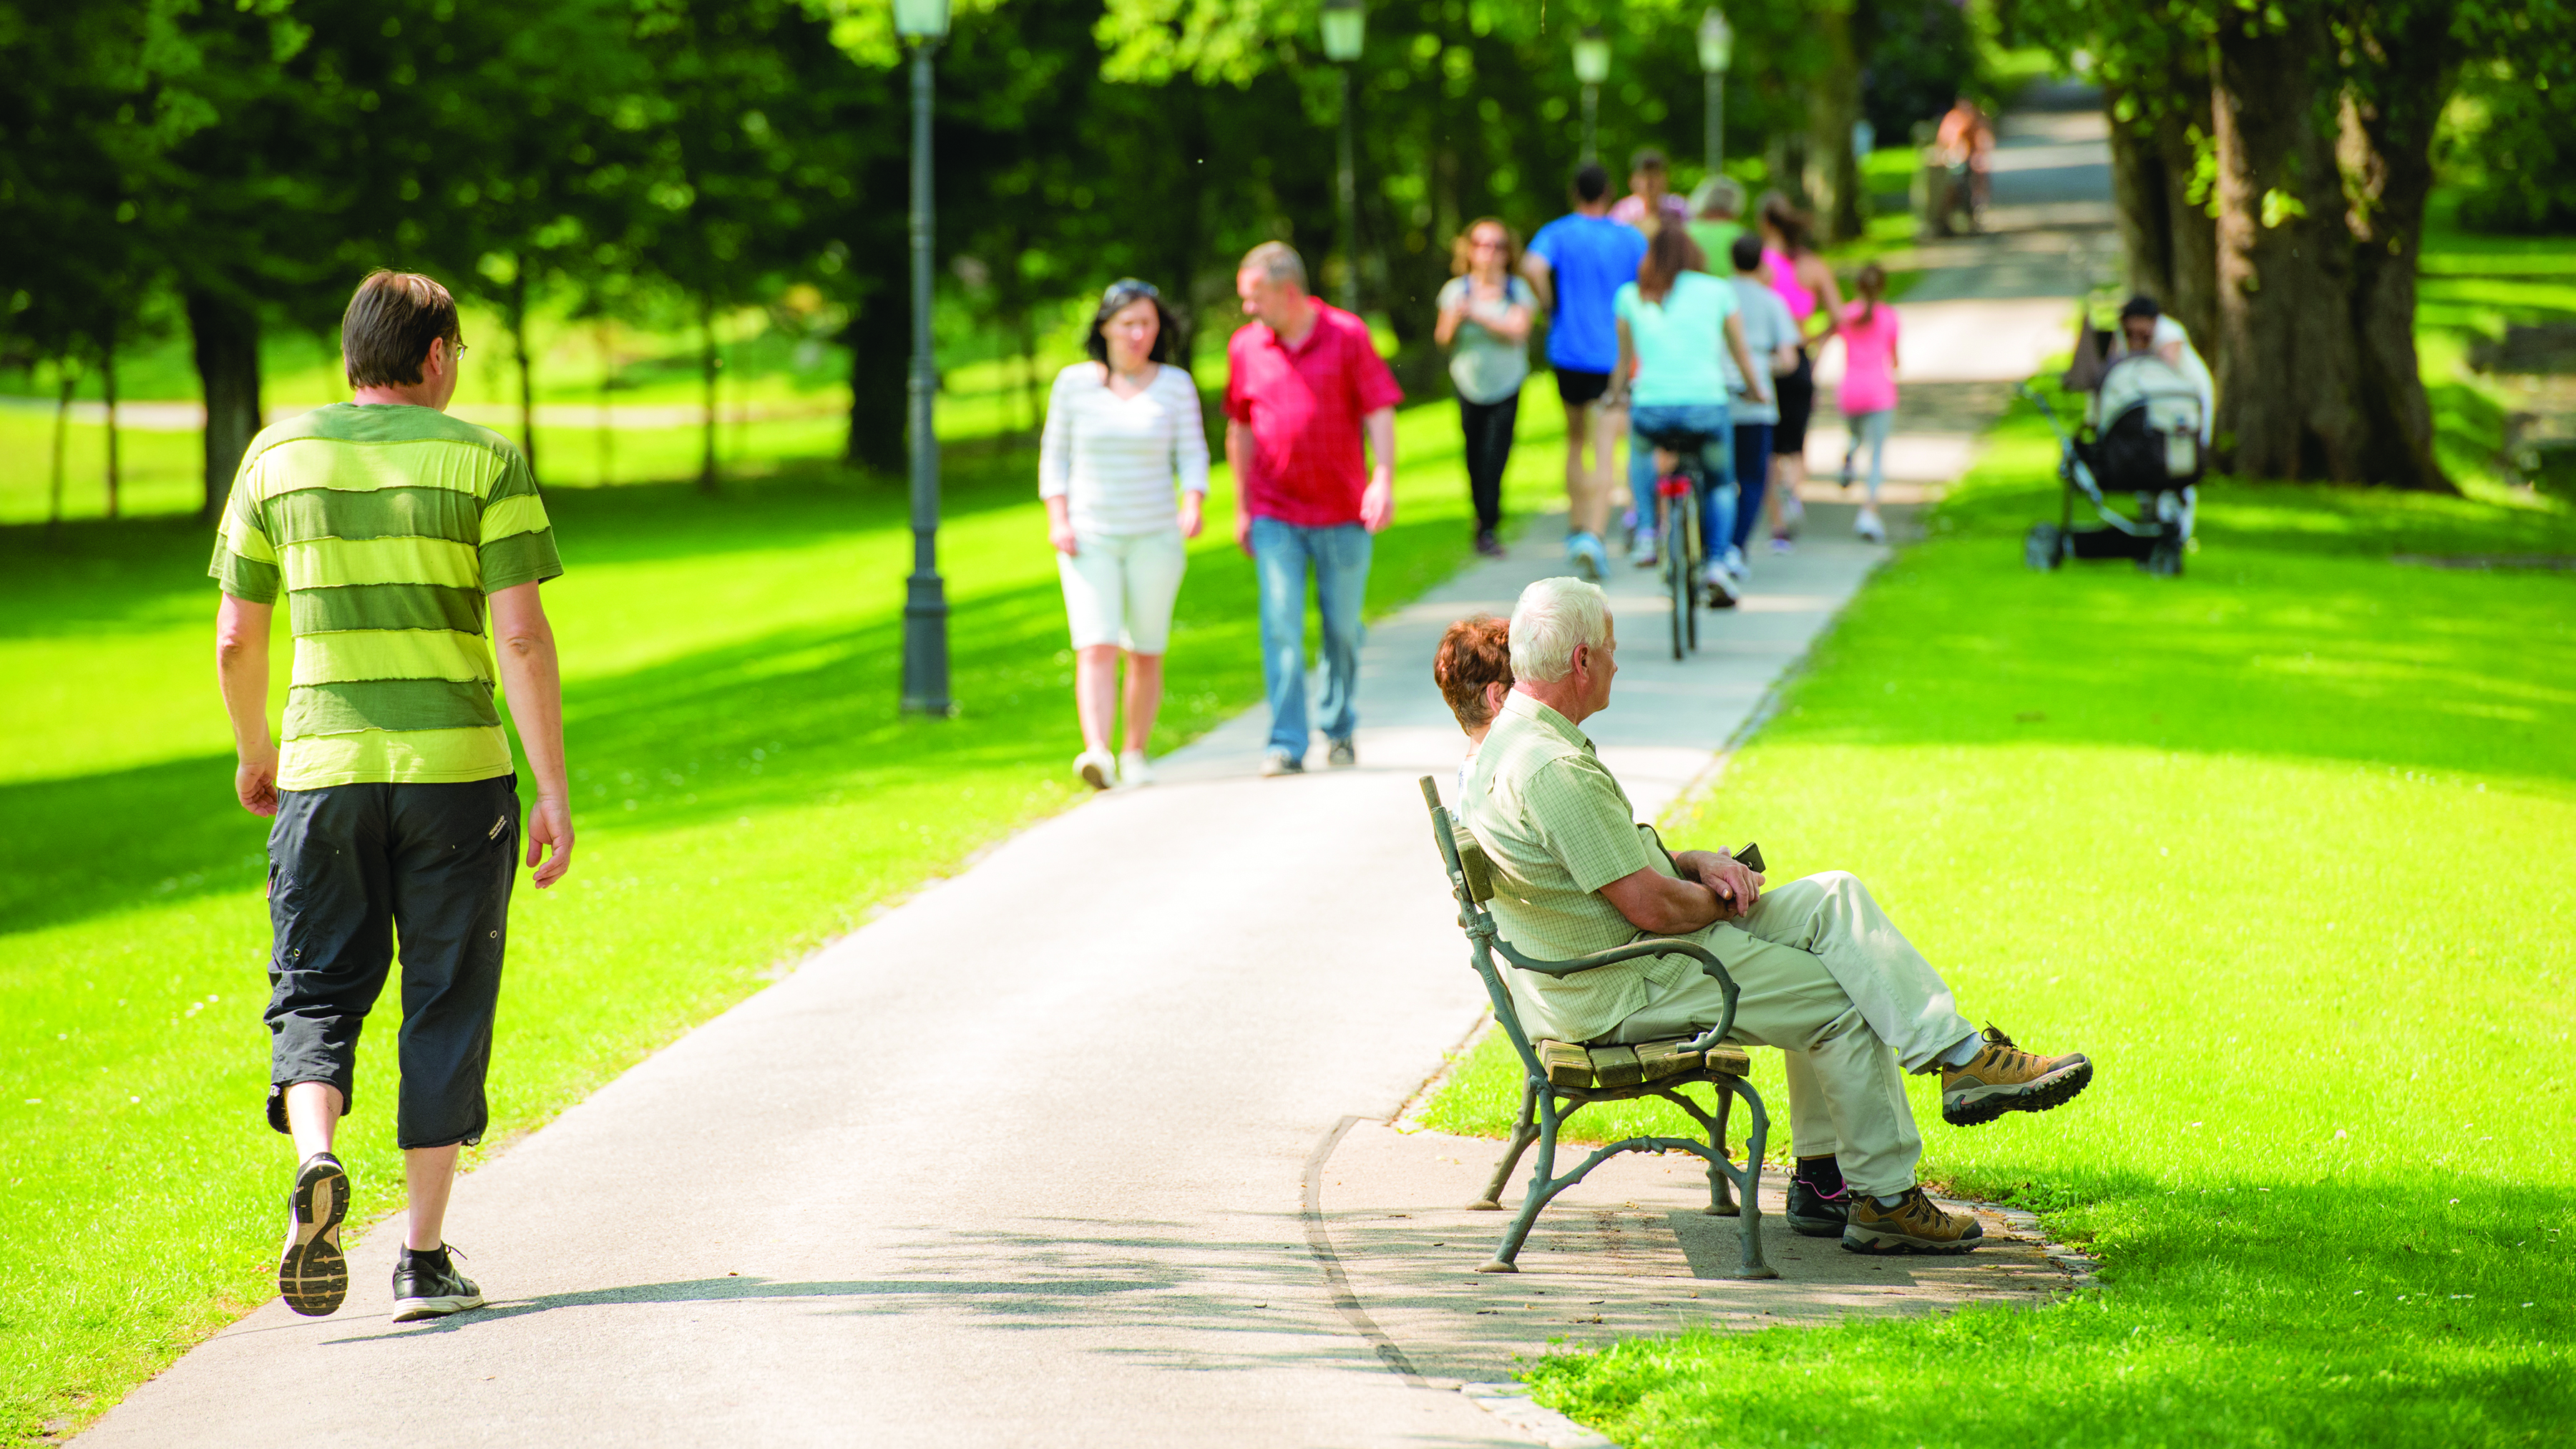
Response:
[1424,406,2576,1445]
[0,379,1574,1441]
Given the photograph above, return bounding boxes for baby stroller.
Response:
[2017,334,2205,577]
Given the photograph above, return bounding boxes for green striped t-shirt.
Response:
[208,402,564,791]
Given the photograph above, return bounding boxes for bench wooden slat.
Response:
[1529,1038,1752,1088]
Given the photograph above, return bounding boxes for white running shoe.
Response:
[1855,507,1886,544]
[1074,749,1114,791]
[1700,560,1740,607]
[1779,492,1805,537]
[1118,749,1153,786]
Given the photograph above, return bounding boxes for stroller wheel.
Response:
[2024,522,2065,572]
[2147,532,2185,577]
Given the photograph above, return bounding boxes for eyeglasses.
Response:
[1099,278,1161,314]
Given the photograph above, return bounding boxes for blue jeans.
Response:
[1250,517,1371,754]
[1629,402,1735,561]
[1731,420,1774,555]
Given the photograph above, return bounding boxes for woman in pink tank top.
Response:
[1753,195,1846,552]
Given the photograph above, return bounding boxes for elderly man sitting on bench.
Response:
[1455,576,2094,1254]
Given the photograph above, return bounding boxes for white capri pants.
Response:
[1058,527,1188,654]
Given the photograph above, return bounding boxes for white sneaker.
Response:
[1699,560,1739,606]
[1118,749,1153,786]
[1778,492,1805,537]
[1855,507,1886,544]
[1073,749,1114,791]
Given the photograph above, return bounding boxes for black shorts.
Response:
[264,775,520,1149]
[1553,368,1614,406]
[1772,348,1815,454]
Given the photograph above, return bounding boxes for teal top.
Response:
[1613,270,1739,409]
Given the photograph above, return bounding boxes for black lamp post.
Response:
[1320,0,1366,314]
[1699,9,1733,182]
[894,0,952,716]
[1572,27,1610,168]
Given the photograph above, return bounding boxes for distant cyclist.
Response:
[1606,225,1769,605]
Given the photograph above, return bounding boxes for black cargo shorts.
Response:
[264,774,519,1150]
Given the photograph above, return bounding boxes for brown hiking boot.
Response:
[1842,1186,1984,1255]
[1941,1024,2092,1127]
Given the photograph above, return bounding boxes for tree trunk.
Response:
[698,293,720,494]
[845,262,908,475]
[595,318,615,488]
[102,338,120,520]
[510,268,539,484]
[2212,7,2365,480]
[2104,84,2177,306]
[187,289,263,520]
[2339,6,2459,493]
[1806,4,1866,244]
[2151,57,2221,353]
[49,373,72,532]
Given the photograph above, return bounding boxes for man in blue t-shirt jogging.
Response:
[1522,164,1647,582]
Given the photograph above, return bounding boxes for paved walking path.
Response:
[89,94,2114,1449]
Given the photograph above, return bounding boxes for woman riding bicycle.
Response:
[1609,224,1770,604]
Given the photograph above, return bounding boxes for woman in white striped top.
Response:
[1040,278,1210,789]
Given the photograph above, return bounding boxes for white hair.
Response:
[1239,240,1307,291]
[1508,576,1610,683]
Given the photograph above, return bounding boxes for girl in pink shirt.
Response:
[1834,263,1900,543]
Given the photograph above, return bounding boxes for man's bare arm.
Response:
[1519,250,1555,315]
[215,595,279,817]
[489,581,575,887]
[1360,406,1396,532]
[1227,418,1254,555]
[1599,865,1725,935]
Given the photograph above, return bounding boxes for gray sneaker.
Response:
[1327,737,1357,768]
[1260,747,1305,777]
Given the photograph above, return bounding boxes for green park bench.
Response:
[1419,776,1778,1279]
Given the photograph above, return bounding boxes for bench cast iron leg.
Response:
[1479,1098,1562,1273]
[1704,1084,1739,1216]
[1470,1077,1541,1211]
[1723,1079,1778,1279]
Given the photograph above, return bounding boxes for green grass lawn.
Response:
[1421,399,2576,1446]
[0,376,1579,1442]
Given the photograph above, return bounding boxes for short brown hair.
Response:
[1434,615,1513,731]
[342,270,462,388]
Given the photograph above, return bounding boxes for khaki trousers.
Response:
[1604,871,1974,1198]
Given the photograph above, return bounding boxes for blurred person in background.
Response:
[1436,218,1536,560]
[1523,163,1647,582]
[1722,233,1802,575]
[1041,278,1209,790]
[1757,194,1846,553]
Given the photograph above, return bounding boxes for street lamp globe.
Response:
[1571,26,1611,85]
[892,0,950,42]
[1320,0,1366,63]
[1697,9,1732,74]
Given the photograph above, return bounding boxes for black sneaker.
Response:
[1475,528,1506,559]
[278,1152,351,1317]
[391,1245,485,1322]
[1785,1176,1850,1238]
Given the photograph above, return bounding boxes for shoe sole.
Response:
[1943,1058,2094,1128]
[392,1289,487,1323]
[1077,758,1111,790]
[278,1161,350,1317]
[1785,1211,1845,1239]
[1841,1226,1982,1255]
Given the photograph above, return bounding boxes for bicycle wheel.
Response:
[1684,469,1702,651]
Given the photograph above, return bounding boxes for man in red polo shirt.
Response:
[1225,241,1405,776]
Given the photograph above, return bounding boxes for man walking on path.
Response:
[211,270,573,1323]
[1521,164,1646,581]
[1225,241,1403,776]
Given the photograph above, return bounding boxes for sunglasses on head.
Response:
[1099,278,1161,314]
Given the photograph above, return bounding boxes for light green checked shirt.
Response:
[1458,691,1694,1043]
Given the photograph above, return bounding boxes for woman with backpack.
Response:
[1435,218,1536,559]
